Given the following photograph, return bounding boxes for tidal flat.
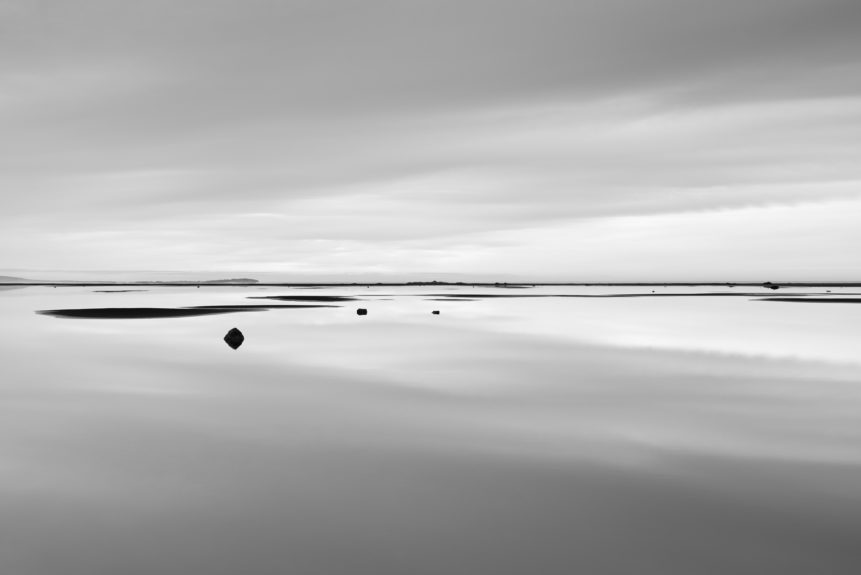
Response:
[2,284,861,574]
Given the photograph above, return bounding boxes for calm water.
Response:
[2,285,861,574]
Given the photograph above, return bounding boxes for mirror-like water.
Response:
[2,285,861,574]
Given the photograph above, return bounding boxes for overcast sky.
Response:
[1,0,860,280]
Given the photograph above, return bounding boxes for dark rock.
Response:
[356,308,368,316]
[224,327,245,349]
[432,310,440,315]
[763,282,780,290]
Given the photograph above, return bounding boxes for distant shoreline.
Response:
[4,282,861,288]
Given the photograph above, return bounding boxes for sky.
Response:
[1,0,860,281]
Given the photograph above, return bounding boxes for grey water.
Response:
[2,285,861,574]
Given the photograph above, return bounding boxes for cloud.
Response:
[1,0,859,277]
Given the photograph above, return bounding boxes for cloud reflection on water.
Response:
[2,285,861,573]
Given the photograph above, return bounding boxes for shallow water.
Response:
[2,285,861,574]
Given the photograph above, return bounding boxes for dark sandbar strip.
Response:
[249,295,359,302]
[424,292,825,299]
[38,304,338,319]
[38,307,253,319]
[425,298,477,301]
[759,298,861,304]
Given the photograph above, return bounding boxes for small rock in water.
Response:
[357,308,368,316]
[224,327,245,349]
[432,310,440,315]
[763,281,780,290]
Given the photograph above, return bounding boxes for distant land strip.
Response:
[6,281,861,288]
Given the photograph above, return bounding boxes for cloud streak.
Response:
[1,0,859,278]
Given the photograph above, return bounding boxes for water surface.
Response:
[2,285,861,574]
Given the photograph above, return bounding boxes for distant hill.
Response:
[0,275,31,283]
